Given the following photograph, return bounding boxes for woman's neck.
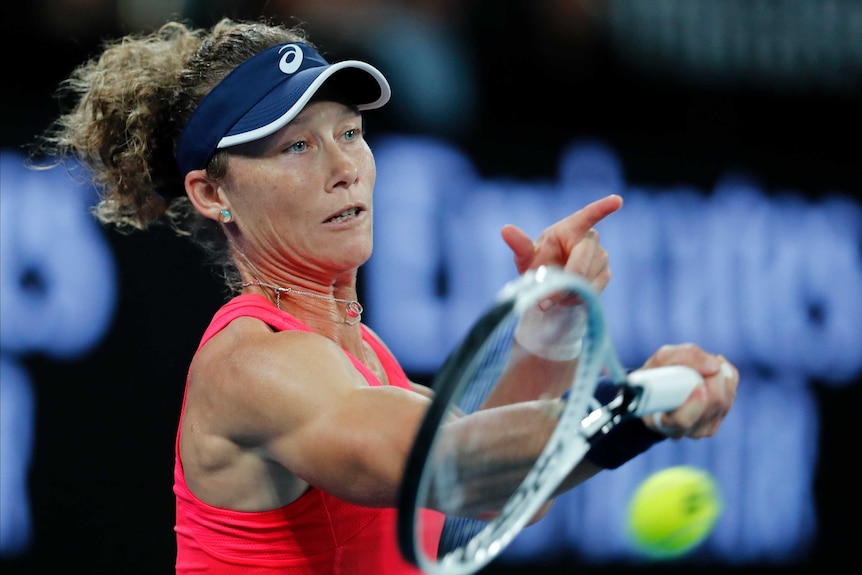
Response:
[242,278,363,327]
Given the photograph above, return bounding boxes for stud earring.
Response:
[219,209,233,224]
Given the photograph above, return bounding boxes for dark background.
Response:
[2,1,860,573]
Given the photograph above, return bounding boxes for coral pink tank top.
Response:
[174,294,442,574]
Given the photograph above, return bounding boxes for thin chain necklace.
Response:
[241,279,363,325]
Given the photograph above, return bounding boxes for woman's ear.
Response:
[184,169,227,222]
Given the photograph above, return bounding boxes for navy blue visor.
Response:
[175,42,390,178]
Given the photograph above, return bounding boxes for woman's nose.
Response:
[326,147,359,191]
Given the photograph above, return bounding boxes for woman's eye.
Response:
[288,141,307,153]
[344,129,357,141]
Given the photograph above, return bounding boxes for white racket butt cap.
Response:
[626,365,704,416]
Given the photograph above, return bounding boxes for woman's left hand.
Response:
[500,194,623,294]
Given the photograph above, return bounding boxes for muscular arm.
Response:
[182,315,588,517]
[181,317,431,510]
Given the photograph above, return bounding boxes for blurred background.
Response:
[1,1,860,574]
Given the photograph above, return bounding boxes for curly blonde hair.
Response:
[35,18,311,290]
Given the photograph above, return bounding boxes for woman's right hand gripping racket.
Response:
[398,266,703,575]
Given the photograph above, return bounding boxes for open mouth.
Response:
[326,207,360,224]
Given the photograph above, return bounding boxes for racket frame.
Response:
[398,267,616,575]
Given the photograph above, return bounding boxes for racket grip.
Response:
[626,366,703,417]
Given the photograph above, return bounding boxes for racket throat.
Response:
[580,386,639,445]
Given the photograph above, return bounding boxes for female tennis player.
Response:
[35,18,738,574]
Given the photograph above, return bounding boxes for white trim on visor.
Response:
[217,60,390,149]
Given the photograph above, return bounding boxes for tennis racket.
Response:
[397,265,702,575]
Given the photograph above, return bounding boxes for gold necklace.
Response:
[241,280,363,326]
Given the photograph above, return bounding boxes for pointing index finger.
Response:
[570,194,624,234]
[545,194,623,252]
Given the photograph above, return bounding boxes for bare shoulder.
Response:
[187,317,367,440]
[183,316,434,508]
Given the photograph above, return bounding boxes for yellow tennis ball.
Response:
[626,465,722,559]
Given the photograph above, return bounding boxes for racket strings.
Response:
[456,314,518,414]
[402,268,612,574]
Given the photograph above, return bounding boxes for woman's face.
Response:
[221,100,376,281]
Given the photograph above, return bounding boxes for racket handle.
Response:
[626,366,704,416]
